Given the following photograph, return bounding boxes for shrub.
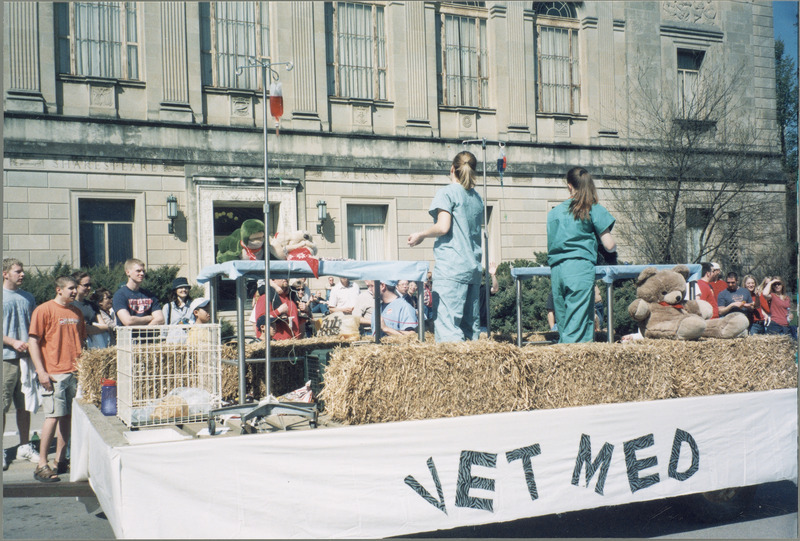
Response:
[22,260,181,306]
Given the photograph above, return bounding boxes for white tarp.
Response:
[72,389,797,539]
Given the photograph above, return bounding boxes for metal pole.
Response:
[481,138,490,337]
[374,280,382,343]
[606,281,614,343]
[462,138,506,338]
[416,281,424,341]
[262,64,272,400]
[236,276,247,404]
[516,276,523,348]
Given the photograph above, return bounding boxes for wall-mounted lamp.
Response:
[166,194,178,234]
[316,200,327,235]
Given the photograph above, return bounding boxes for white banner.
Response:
[72,389,797,539]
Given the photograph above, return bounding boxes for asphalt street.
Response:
[3,404,797,539]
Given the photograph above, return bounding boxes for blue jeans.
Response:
[749,322,766,335]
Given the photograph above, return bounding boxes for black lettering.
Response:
[404,457,447,515]
[668,428,700,481]
[571,434,614,495]
[455,450,497,512]
[506,444,541,501]
[624,434,660,493]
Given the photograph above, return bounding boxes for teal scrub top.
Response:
[547,200,615,267]
[429,182,484,283]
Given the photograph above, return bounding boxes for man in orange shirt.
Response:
[28,276,86,482]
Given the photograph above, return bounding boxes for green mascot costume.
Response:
[216,219,267,263]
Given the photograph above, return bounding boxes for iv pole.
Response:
[236,57,293,401]
[461,137,507,338]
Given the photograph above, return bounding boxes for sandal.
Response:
[55,460,70,475]
[33,464,60,483]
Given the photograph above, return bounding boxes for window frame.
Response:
[342,198,397,260]
[437,3,489,109]
[685,206,712,262]
[534,8,581,116]
[70,192,146,268]
[200,1,271,92]
[326,1,388,102]
[676,48,705,118]
[55,1,141,81]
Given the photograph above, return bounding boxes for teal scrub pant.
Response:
[551,259,596,343]
[432,278,480,343]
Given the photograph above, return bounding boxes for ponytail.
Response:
[452,151,478,190]
[566,167,598,221]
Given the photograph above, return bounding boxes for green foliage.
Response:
[609,279,639,336]
[220,319,235,342]
[22,260,181,306]
[24,261,75,307]
[140,266,181,305]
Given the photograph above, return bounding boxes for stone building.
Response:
[3,1,787,283]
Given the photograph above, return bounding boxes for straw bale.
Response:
[322,335,797,425]
[77,347,117,406]
[322,340,524,424]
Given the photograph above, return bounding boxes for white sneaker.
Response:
[17,443,40,463]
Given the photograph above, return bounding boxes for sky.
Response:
[773,1,798,66]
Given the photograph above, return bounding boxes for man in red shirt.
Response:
[709,262,727,300]
[252,278,301,340]
[28,276,86,482]
[693,262,719,319]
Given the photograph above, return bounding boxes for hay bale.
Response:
[322,336,797,425]
[322,340,524,424]
[77,347,117,406]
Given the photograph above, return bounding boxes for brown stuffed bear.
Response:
[628,265,749,340]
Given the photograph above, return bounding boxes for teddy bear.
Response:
[628,265,749,340]
[216,219,266,264]
[269,230,320,277]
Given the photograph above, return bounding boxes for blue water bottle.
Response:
[101,379,117,416]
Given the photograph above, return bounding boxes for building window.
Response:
[686,207,711,262]
[347,205,387,260]
[677,49,704,117]
[79,199,134,267]
[534,2,580,115]
[200,2,270,90]
[438,6,488,108]
[55,2,140,80]
[325,2,387,100]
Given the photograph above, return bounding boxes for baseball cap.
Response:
[710,262,721,271]
[189,298,211,313]
[383,279,398,288]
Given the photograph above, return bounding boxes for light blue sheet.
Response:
[510,264,702,284]
[196,260,430,284]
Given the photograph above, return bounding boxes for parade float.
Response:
[69,260,797,539]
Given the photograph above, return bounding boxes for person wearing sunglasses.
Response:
[70,271,107,349]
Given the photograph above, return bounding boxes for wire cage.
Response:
[116,324,222,427]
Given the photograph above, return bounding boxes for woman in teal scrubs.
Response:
[408,151,483,342]
[547,167,616,343]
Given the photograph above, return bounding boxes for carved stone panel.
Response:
[231,96,252,118]
[90,85,115,107]
[554,119,570,138]
[353,106,370,126]
[662,1,717,24]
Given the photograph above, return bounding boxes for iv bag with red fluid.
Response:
[269,80,284,135]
